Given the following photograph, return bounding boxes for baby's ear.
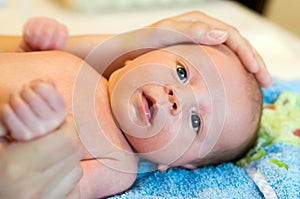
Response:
[157,164,169,172]
[181,163,197,170]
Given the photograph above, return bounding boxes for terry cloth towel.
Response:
[110,78,300,199]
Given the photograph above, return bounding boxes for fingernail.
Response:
[23,130,33,141]
[252,60,259,73]
[208,29,228,40]
[262,75,272,86]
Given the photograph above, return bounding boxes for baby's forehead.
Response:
[162,44,208,64]
[162,44,239,68]
[161,44,222,74]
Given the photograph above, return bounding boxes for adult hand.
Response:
[148,11,272,87]
[0,117,82,199]
[19,11,272,88]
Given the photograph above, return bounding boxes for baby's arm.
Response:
[1,80,67,141]
[79,155,137,198]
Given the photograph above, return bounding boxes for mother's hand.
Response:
[0,117,82,199]
[149,11,272,87]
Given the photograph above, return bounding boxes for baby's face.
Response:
[108,44,256,168]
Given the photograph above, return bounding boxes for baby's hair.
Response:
[193,72,263,167]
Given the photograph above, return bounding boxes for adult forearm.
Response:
[0,35,22,52]
[63,30,158,78]
[64,34,113,60]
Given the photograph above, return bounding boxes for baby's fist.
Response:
[1,80,67,141]
[18,17,68,52]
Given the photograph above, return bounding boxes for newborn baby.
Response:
[109,44,262,169]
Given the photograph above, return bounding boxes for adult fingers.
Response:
[0,120,82,199]
[1,143,82,199]
[65,185,81,199]
[41,153,82,198]
[219,28,272,87]
[150,19,228,46]
[46,166,82,199]
[19,117,82,170]
[252,48,272,87]
[171,11,271,82]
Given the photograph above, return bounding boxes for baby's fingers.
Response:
[23,18,50,50]
[22,81,67,133]
[46,167,82,199]
[31,81,66,115]
[23,17,68,51]
[2,89,56,140]
[2,103,33,140]
[51,27,69,50]
[23,82,66,122]
[2,81,67,141]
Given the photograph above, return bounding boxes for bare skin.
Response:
[0,77,83,198]
[0,116,83,199]
[0,11,272,199]
[16,11,272,87]
[0,51,137,199]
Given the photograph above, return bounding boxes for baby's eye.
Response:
[191,111,201,133]
[176,64,187,83]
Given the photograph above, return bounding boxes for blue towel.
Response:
[110,78,300,199]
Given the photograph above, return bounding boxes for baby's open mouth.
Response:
[142,93,155,123]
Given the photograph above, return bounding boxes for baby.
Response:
[0,46,262,197]
[108,43,262,169]
[0,15,263,198]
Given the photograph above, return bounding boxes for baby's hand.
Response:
[17,17,68,52]
[1,80,67,141]
[149,11,272,88]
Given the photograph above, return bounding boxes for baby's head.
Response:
[108,44,262,170]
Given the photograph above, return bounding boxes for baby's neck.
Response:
[78,76,132,158]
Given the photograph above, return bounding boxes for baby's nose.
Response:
[165,86,181,116]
